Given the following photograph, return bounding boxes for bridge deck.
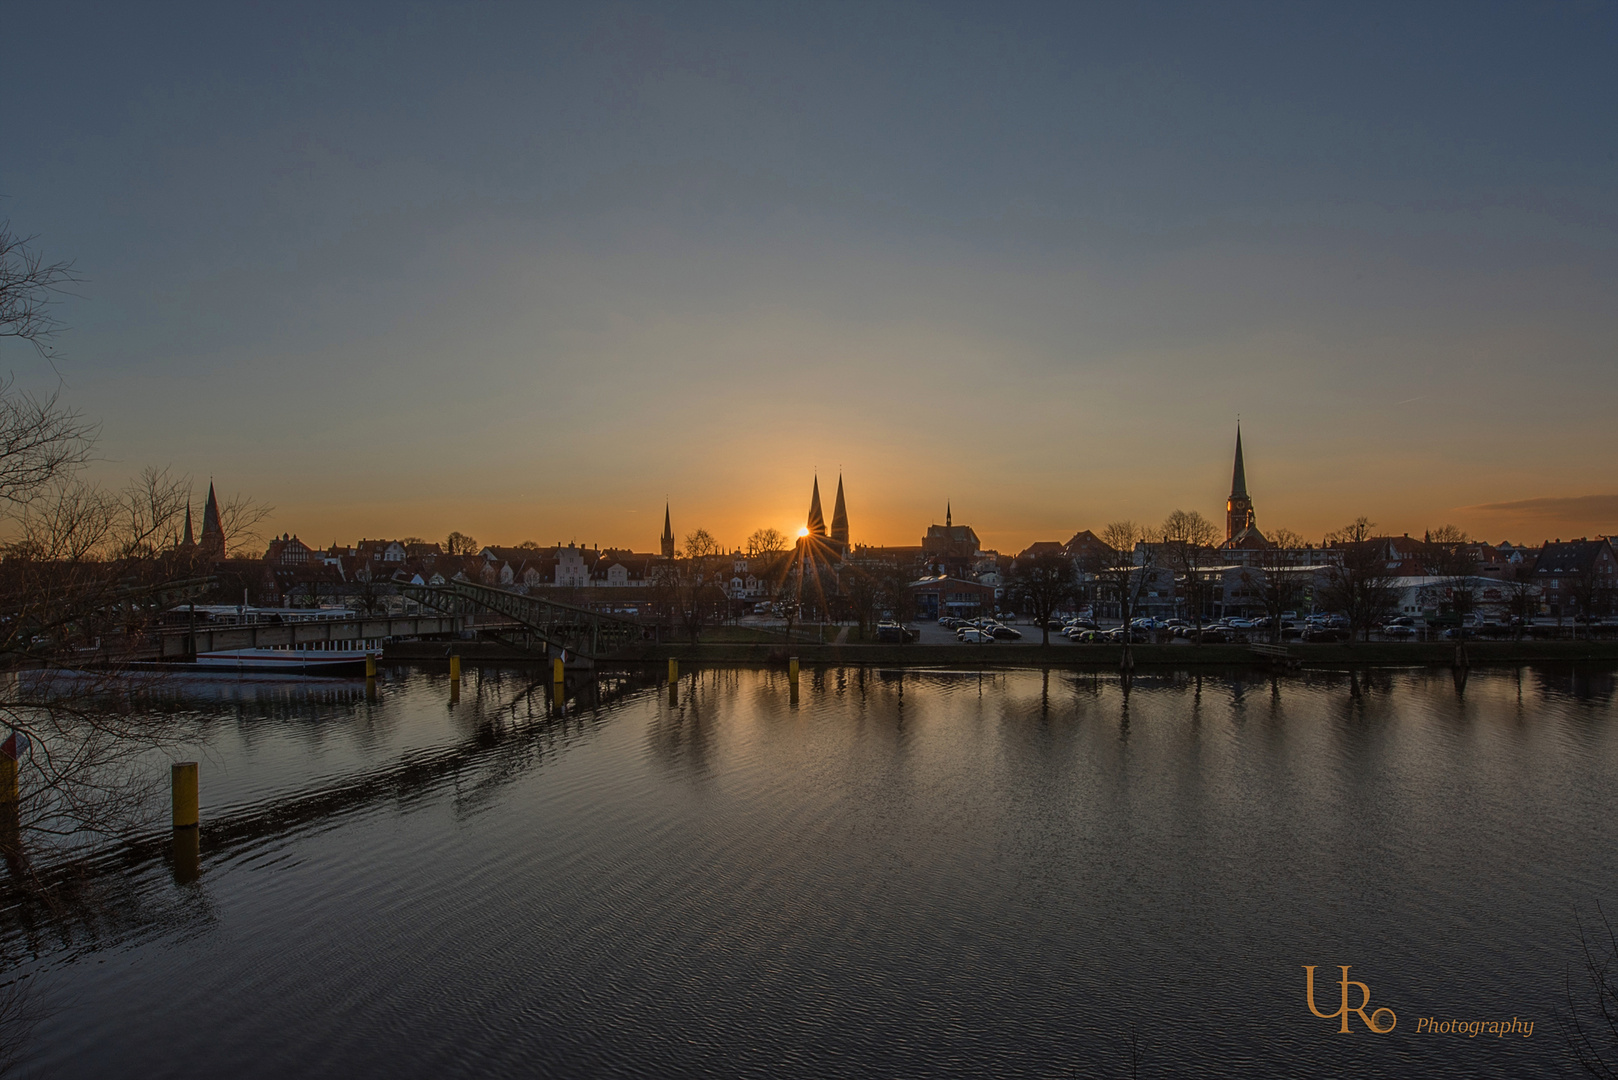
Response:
[160,614,462,658]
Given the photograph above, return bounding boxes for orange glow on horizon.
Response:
[797,526,809,537]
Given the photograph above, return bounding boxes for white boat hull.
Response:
[194,649,373,674]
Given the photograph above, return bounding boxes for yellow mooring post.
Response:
[365,653,377,678]
[789,656,800,687]
[668,657,678,683]
[449,654,462,681]
[0,757,17,803]
[553,657,565,684]
[172,762,199,829]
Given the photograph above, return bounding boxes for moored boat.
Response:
[194,647,374,675]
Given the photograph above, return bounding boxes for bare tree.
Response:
[217,491,275,556]
[745,527,787,559]
[1009,549,1076,646]
[836,563,884,641]
[445,530,478,556]
[1567,559,1614,642]
[0,223,216,887]
[1423,525,1478,659]
[1093,522,1153,667]
[0,380,94,508]
[1321,518,1399,643]
[1158,509,1219,634]
[649,528,728,643]
[1101,520,1147,557]
[0,219,81,361]
[1269,526,1307,550]
[684,529,722,559]
[1247,549,1312,644]
[1505,572,1541,640]
[1560,902,1618,1078]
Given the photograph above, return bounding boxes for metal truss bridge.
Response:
[397,581,642,661]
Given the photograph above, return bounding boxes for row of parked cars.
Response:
[938,616,1024,643]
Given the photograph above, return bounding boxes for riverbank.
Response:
[384,639,1618,671]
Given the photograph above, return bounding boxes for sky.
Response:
[3,1,1615,553]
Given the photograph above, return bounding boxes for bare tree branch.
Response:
[0,219,83,362]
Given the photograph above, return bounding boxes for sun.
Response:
[797,526,809,537]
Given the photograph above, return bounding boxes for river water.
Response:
[3,664,1617,1078]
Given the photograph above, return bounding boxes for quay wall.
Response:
[385,639,1618,671]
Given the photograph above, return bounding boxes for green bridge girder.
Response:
[397,581,642,660]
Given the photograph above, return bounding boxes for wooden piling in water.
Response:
[553,657,565,684]
[449,654,461,680]
[172,762,199,829]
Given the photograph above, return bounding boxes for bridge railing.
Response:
[397,581,642,659]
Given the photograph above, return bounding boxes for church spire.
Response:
[181,504,195,548]
[1225,425,1256,543]
[830,474,848,547]
[1231,424,1248,500]
[807,475,826,537]
[661,501,675,558]
[946,501,952,529]
[199,480,225,559]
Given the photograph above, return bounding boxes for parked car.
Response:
[991,624,1023,640]
[1302,626,1347,643]
[876,623,916,643]
[1192,629,1228,644]
[1072,629,1107,643]
[1065,619,1098,631]
[957,627,995,643]
[1382,624,1417,639]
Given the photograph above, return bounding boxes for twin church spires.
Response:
[805,474,848,549]
[177,481,226,559]
[658,473,847,560]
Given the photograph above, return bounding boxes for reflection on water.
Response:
[2,664,1617,1078]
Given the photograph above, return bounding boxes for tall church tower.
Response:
[1226,426,1255,543]
[830,474,849,548]
[806,476,827,537]
[661,502,675,558]
[199,481,225,559]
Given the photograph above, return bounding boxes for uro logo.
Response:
[1303,965,1397,1034]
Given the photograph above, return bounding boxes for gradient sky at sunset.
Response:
[3,2,1614,553]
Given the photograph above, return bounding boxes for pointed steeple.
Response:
[199,481,225,559]
[1231,425,1248,499]
[806,476,826,537]
[1225,425,1256,544]
[661,501,675,558]
[946,501,952,529]
[830,474,848,546]
[180,504,195,548]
